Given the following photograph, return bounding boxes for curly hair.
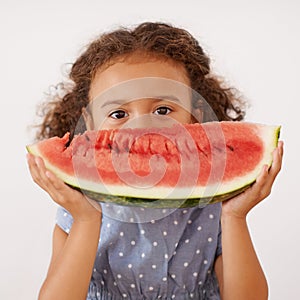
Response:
[35,22,246,141]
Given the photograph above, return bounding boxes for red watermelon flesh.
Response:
[27,121,280,207]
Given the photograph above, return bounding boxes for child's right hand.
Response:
[27,153,101,222]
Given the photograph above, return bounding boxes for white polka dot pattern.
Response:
[56,203,222,299]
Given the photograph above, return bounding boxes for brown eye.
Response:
[109,110,128,119]
[154,106,172,115]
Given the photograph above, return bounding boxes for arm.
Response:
[215,141,283,300]
[27,154,102,300]
[215,219,268,300]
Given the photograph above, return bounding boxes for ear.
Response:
[82,107,94,130]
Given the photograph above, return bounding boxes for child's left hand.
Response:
[221,141,284,219]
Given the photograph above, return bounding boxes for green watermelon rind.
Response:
[27,124,280,208]
[72,184,253,208]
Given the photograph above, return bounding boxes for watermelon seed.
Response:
[198,148,208,158]
[226,145,234,151]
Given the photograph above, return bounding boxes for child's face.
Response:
[85,55,195,130]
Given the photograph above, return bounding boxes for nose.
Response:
[126,115,151,129]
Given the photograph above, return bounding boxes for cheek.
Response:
[90,113,108,130]
[93,119,119,130]
[174,110,193,124]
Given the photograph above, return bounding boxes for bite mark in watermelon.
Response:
[26,121,280,208]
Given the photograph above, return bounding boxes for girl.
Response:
[27,22,283,300]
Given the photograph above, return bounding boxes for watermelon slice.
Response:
[26,122,280,208]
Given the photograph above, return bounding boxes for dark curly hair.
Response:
[35,22,246,141]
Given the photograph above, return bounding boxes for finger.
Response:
[42,170,67,202]
[27,153,37,176]
[35,156,51,181]
[255,164,269,186]
[252,142,283,199]
[28,154,63,197]
[45,170,68,191]
[27,154,47,187]
[278,140,284,157]
[268,144,283,180]
[249,164,270,201]
[39,169,73,205]
[45,170,84,204]
[34,156,57,191]
[27,154,84,206]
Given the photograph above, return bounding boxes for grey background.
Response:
[0,0,299,299]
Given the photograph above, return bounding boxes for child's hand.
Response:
[221,141,284,219]
[27,153,101,222]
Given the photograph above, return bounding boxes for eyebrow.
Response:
[100,95,182,108]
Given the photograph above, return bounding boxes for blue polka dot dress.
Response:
[56,202,222,299]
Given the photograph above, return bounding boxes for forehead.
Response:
[89,53,191,101]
